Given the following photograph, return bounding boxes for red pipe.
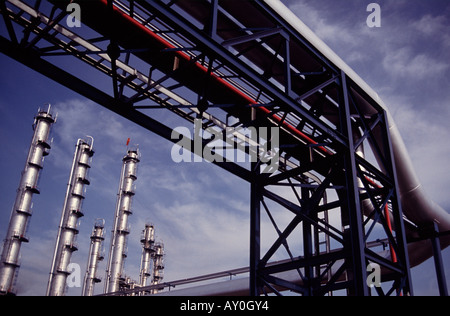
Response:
[364,176,398,263]
[384,204,398,263]
[100,0,331,155]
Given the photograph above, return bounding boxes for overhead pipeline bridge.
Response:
[0,0,449,296]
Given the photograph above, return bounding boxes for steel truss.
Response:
[0,0,414,295]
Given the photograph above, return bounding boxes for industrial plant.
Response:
[0,0,449,296]
[0,109,164,296]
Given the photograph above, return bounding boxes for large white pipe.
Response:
[47,137,94,296]
[104,148,140,294]
[151,242,164,294]
[82,219,105,296]
[0,106,55,295]
[139,224,155,288]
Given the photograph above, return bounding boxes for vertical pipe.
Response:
[104,148,140,294]
[0,106,55,295]
[139,224,155,288]
[151,242,164,294]
[47,137,94,296]
[82,219,105,296]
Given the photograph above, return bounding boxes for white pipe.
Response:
[82,219,105,296]
[104,148,140,294]
[139,224,155,288]
[0,106,55,295]
[47,137,94,296]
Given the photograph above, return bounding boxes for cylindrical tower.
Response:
[0,106,55,295]
[82,219,105,296]
[151,242,164,294]
[139,224,155,288]
[47,137,94,296]
[104,148,140,294]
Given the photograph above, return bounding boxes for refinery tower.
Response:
[0,106,56,295]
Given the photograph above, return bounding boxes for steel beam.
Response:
[338,71,368,296]
[0,36,252,184]
[135,0,347,148]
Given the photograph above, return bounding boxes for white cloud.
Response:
[382,47,449,79]
[389,101,450,207]
[412,14,447,36]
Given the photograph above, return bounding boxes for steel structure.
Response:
[151,242,164,294]
[47,137,94,296]
[1,0,449,296]
[104,148,140,293]
[82,219,105,296]
[139,223,155,289]
[0,106,55,295]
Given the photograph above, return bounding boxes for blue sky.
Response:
[0,0,449,296]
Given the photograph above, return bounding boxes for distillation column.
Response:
[47,137,94,296]
[0,107,55,295]
[151,242,164,294]
[139,224,155,288]
[82,219,105,296]
[104,148,140,294]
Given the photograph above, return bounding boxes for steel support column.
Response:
[428,222,448,296]
[249,162,262,296]
[338,71,368,296]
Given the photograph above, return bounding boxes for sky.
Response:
[0,0,449,296]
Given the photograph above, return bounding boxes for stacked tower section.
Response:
[82,219,105,296]
[47,137,94,296]
[0,106,55,295]
[104,148,140,294]
[151,242,164,294]
[139,224,155,288]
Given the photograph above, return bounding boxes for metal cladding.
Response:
[82,219,105,296]
[47,137,94,296]
[0,106,55,295]
[151,242,164,294]
[104,148,140,294]
[139,224,155,288]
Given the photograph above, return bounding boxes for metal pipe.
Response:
[0,106,55,295]
[139,223,155,288]
[47,137,94,296]
[104,148,140,294]
[82,219,105,296]
[151,242,164,294]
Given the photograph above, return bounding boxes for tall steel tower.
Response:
[139,224,155,288]
[82,219,105,296]
[104,147,140,294]
[0,106,55,295]
[47,137,94,296]
[151,242,164,294]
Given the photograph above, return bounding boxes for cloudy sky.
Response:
[0,0,449,296]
